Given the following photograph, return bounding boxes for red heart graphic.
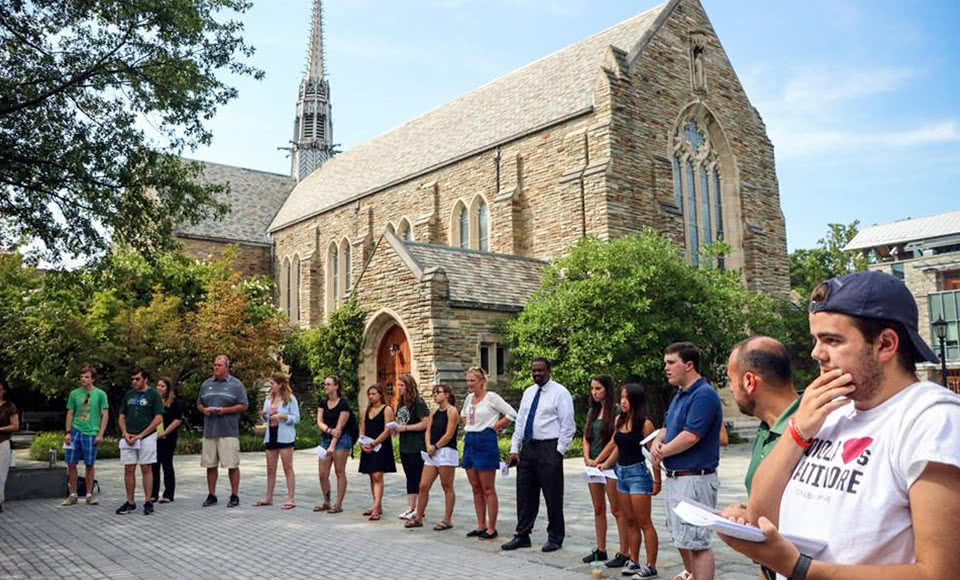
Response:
[842,437,873,464]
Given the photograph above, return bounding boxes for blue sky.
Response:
[191,0,960,251]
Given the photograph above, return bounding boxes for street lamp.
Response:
[932,316,948,387]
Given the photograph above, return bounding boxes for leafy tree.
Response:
[503,232,777,422]
[0,0,263,263]
[285,300,367,402]
[789,221,868,297]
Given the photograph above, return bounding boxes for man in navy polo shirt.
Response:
[651,341,722,580]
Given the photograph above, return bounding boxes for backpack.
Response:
[75,476,100,497]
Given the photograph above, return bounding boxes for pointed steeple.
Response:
[290,0,334,182]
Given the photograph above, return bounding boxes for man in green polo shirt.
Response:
[116,367,163,516]
[722,336,798,579]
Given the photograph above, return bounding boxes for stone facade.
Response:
[179,237,273,279]
[269,0,790,402]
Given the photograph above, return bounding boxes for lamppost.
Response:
[932,316,948,387]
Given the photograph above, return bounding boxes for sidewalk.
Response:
[0,444,760,579]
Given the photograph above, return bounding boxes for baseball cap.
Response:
[808,271,940,364]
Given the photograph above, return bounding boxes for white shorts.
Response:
[422,447,459,468]
[119,433,158,465]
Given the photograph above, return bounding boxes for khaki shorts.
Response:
[664,472,720,550]
[201,437,240,469]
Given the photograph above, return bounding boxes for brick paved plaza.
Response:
[0,445,762,579]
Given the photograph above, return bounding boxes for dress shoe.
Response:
[542,541,562,553]
[501,535,531,550]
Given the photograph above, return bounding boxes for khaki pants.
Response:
[0,440,11,504]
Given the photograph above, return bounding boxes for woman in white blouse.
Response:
[460,367,517,539]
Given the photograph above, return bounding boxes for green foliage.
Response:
[0,0,264,264]
[504,232,779,421]
[284,300,367,401]
[789,221,868,297]
[747,299,820,391]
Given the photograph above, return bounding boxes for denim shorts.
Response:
[462,429,500,470]
[320,433,354,452]
[65,429,98,466]
[615,462,653,495]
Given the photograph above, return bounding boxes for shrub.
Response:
[29,432,120,461]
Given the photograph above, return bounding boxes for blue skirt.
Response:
[462,428,500,470]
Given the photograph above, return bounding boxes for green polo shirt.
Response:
[744,398,800,495]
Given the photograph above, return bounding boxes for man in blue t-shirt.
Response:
[651,342,722,580]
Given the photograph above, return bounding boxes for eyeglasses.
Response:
[432,389,448,395]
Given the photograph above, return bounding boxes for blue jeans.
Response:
[320,433,353,451]
[615,462,653,494]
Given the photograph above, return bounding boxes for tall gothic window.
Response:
[477,201,489,252]
[458,206,469,249]
[293,255,301,322]
[341,240,351,301]
[330,244,338,307]
[281,258,290,318]
[672,120,724,268]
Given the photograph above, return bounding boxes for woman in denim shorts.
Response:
[597,384,661,578]
[314,376,355,513]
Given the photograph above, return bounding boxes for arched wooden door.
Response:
[377,324,410,409]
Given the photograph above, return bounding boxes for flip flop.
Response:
[328,506,343,514]
[368,512,381,521]
[362,509,373,516]
[433,521,453,531]
[404,519,423,528]
[281,503,296,510]
[313,503,330,512]
[254,500,273,507]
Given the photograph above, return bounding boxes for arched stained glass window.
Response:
[686,159,699,267]
[671,119,724,268]
[458,206,469,249]
[477,201,489,252]
[293,256,301,322]
[331,245,338,304]
[342,242,351,299]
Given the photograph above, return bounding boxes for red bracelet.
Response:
[788,417,812,449]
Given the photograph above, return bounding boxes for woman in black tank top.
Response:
[405,384,460,530]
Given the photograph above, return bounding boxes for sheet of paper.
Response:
[420,450,431,463]
[313,446,328,458]
[385,421,399,432]
[118,439,142,450]
[358,435,382,453]
[639,428,663,446]
[583,466,604,478]
[601,468,617,480]
[673,500,827,556]
[499,461,510,477]
[580,471,607,484]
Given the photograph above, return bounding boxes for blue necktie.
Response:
[522,387,542,443]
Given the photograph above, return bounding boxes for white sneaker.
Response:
[622,561,639,575]
[631,565,658,578]
[398,509,415,520]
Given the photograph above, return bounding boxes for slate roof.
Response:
[402,241,547,311]
[845,210,960,251]
[176,160,296,246]
[269,1,671,232]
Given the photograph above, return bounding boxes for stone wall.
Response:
[178,237,273,279]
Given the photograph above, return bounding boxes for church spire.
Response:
[290,0,334,182]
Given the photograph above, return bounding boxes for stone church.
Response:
[185,0,790,397]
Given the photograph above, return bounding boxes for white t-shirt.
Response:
[461,391,517,433]
[778,381,960,578]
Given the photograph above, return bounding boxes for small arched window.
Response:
[458,206,469,249]
[397,218,412,241]
[477,201,489,252]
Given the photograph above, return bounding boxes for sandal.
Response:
[368,512,381,521]
[433,521,453,531]
[313,503,330,512]
[281,503,296,510]
[404,519,423,528]
[158,498,172,504]
[328,506,343,514]
[362,509,373,516]
[254,500,273,507]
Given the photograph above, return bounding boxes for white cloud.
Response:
[771,120,960,158]
[780,66,916,112]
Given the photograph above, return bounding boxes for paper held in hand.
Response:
[358,435,382,453]
[581,465,618,484]
[639,428,663,463]
[499,461,510,477]
[118,439,142,450]
[313,446,328,459]
[385,421,399,432]
[673,500,827,556]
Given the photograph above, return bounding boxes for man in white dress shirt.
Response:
[502,358,576,552]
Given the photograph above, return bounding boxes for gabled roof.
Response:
[845,210,960,251]
[368,232,547,311]
[269,1,673,233]
[176,160,296,246]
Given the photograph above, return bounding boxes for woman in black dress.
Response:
[152,377,184,503]
[358,383,396,520]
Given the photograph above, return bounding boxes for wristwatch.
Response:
[789,554,812,580]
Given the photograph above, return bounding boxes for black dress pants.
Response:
[515,438,565,544]
[151,436,176,501]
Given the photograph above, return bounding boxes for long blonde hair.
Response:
[271,373,293,404]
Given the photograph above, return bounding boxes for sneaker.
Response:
[631,565,658,579]
[85,495,98,505]
[143,502,154,515]
[61,495,78,506]
[115,502,137,515]
[622,561,640,575]
[583,549,609,564]
[227,495,240,508]
[202,494,218,507]
[607,553,630,568]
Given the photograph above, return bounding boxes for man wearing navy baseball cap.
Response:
[720,271,960,580]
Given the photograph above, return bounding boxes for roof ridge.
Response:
[182,157,295,180]
[404,240,549,265]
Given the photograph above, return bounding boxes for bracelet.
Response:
[788,417,813,449]
[789,553,812,580]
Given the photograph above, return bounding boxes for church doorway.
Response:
[376,324,410,409]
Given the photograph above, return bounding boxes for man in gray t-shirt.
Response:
[196,355,249,508]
